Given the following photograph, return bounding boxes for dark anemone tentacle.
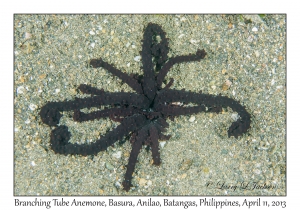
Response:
[141,23,169,100]
[154,89,251,138]
[77,84,105,95]
[149,126,161,165]
[122,124,148,191]
[40,92,150,126]
[50,114,147,156]
[90,58,144,94]
[156,49,207,89]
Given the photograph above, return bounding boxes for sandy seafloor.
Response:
[14,14,286,196]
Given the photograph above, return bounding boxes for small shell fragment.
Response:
[24,32,32,39]
[159,141,166,148]
[112,151,122,159]
[231,113,240,121]
[17,86,25,94]
[134,56,141,62]
[29,103,37,111]
[222,80,232,91]
[252,27,258,32]
[139,178,147,186]
[189,115,195,122]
